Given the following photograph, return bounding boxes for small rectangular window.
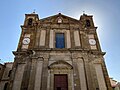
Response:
[56,33,65,48]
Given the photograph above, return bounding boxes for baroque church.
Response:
[0,12,112,90]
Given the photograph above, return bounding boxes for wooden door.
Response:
[54,74,68,90]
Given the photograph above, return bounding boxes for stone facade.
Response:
[0,13,112,90]
[0,63,13,90]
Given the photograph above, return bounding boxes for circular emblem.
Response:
[22,38,30,44]
[89,39,96,45]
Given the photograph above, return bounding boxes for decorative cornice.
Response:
[12,50,34,56]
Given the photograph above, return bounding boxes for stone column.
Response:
[20,57,32,90]
[94,64,107,90]
[68,71,74,90]
[89,61,99,89]
[77,58,87,90]
[41,56,49,90]
[12,63,26,90]
[83,57,94,90]
[47,70,50,90]
[34,58,43,90]
[27,58,37,90]
[50,71,54,90]
[9,56,20,90]
[72,58,81,90]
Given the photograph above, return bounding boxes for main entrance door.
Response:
[54,74,68,90]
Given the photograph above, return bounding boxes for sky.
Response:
[0,0,120,81]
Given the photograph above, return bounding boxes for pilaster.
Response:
[72,54,81,90]
[41,54,49,90]
[28,57,37,90]
[83,56,94,90]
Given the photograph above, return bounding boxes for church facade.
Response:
[0,13,112,90]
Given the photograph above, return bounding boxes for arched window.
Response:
[28,18,33,25]
[85,20,91,27]
[8,70,12,77]
[4,82,9,90]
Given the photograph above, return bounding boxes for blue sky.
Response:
[0,0,120,81]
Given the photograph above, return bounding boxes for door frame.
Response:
[54,74,68,90]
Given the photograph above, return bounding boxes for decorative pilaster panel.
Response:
[66,30,71,48]
[49,30,54,48]
[95,64,107,90]
[80,31,89,49]
[74,31,81,46]
[39,30,46,46]
[45,29,50,48]
[12,63,25,90]
[70,30,74,48]
[35,29,40,47]
[34,58,43,90]
[77,58,87,90]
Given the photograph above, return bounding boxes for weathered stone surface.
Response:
[0,13,112,90]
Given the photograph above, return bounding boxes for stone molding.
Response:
[48,60,73,70]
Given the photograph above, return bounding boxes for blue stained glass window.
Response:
[56,33,65,48]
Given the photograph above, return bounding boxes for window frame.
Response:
[55,33,65,48]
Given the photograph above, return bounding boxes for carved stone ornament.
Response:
[48,60,73,70]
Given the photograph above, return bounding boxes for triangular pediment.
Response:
[40,13,79,24]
